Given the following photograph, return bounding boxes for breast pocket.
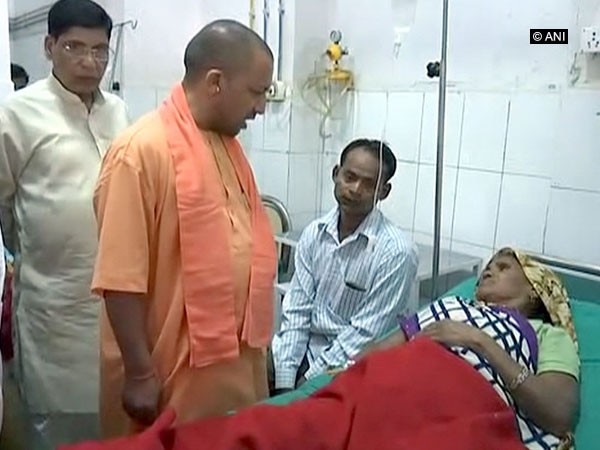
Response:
[328,253,373,321]
[327,285,366,322]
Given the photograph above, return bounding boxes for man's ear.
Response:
[378,182,391,201]
[332,165,340,181]
[44,35,54,60]
[205,69,224,96]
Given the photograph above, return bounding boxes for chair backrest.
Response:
[261,195,293,276]
[261,195,292,235]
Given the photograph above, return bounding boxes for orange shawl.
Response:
[159,84,277,368]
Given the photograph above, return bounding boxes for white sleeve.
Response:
[0,224,4,433]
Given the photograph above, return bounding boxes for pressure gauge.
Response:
[330,30,342,44]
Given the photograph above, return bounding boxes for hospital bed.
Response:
[262,253,600,450]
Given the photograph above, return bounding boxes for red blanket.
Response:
[59,338,526,450]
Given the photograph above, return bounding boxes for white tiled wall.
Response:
[262,101,292,152]
[287,152,320,216]
[385,92,424,164]
[125,1,600,271]
[9,0,595,266]
[255,87,600,267]
[413,164,457,238]
[495,175,551,253]
[554,90,600,192]
[379,161,418,232]
[353,92,388,139]
[419,92,464,166]
[453,169,502,247]
[250,151,290,203]
[318,152,339,214]
[458,93,509,172]
[289,100,322,154]
[503,93,560,178]
[122,86,157,121]
[125,1,600,267]
[246,0,598,267]
[545,188,600,265]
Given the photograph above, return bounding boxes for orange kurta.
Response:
[92,112,269,438]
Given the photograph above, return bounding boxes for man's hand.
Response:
[355,331,407,361]
[122,373,161,426]
[419,320,484,349]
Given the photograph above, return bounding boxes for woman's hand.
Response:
[419,320,485,348]
[422,319,578,436]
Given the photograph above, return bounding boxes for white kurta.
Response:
[0,74,129,415]
[0,224,4,430]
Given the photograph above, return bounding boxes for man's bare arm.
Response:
[104,291,153,377]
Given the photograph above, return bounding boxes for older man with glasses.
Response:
[0,0,128,448]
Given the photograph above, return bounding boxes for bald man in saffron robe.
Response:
[91,19,277,438]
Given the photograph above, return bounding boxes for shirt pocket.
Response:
[328,284,367,322]
[328,253,373,321]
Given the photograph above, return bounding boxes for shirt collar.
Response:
[317,207,382,244]
[47,72,106,107]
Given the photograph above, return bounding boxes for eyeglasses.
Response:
[62,41,112,63]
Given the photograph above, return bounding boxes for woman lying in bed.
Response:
[362,247,580,449]
[60,247,579,450]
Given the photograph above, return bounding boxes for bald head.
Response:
[183,19,273,80]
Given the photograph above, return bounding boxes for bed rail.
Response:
[530,253,600,279]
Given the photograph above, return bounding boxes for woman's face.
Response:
[476,252,535,313]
